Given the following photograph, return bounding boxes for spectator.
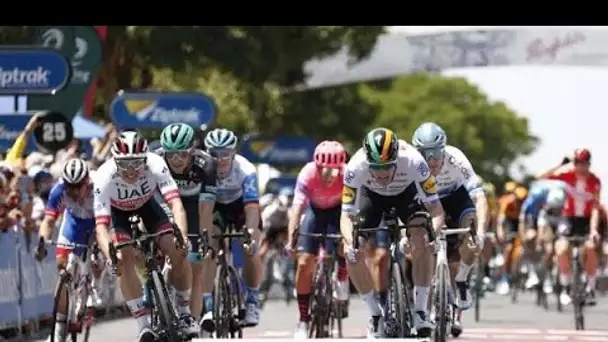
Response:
[28,165,53,223]
[5,113,43,167]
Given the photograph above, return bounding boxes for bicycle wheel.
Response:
[433,263,450,342]
[50,273,71,342]
[226,265,244,338]
[389,261,409,337]
[150,270,180,341]
[71,284,92,342]
[572,256,585,330]
[308,266,329,338]
[259,252,275,309]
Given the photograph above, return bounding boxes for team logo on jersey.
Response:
[421,176,438,195]
[342,186,356,204]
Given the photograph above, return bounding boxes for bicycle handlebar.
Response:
[38,236,90,250]
[352,209,435,249]
[299,232,343,240]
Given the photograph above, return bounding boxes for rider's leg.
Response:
[555,231,572,305]
[346,240,379,336]
[293,207,320,337]
[409,228,434,329]
[114,244,152,332]
[327,209,349,302]
[523,226,541,289]
[51,247,70,342]
[453,209,478,310]
[199,225,219,334]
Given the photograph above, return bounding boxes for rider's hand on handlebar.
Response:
[344,243,360,263]
[108,252,123,277]
[34,245,47,261]
[590,230,601,244]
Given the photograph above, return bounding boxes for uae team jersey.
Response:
[293,162,343,210]
[93,153,180,226]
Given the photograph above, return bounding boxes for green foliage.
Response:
[360,73,539,184]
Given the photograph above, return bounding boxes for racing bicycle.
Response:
[352,208,434,338]
[432,226,477,342]
[208,221,250,338]
[297,228,344,338]
[566,235,589,330]
[109,215,186,342]
[40,239,97,342]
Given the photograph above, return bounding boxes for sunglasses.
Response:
[65,181,87,190]
[368,162,396,171]
[209,148,235,160]
[419,147,444,160]
[166,149,191,161]
[115,158,145,171]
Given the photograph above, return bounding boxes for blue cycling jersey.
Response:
[521,180,568,216]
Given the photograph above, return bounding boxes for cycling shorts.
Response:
[56,213,96,259]
[440,186,476,262]
[558,216,591,238]
[356,183,424,249]
[110,196,173,244]
[297,205,341,255]
[156,192,204,252]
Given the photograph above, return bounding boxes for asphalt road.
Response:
[32,290,608,342]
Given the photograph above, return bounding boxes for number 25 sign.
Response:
[33,111,74,153]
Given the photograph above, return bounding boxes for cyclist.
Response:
[480,180,498,287]
[411,122,487,334]
[340,128,447,337]
[495,182,526,295]
[156,123,217,332]
[539,148,602,306]
[519,180,567,292]
[285,141,349,338]
[93,131,198,342]
[36,158,98,342]
[262,187,292,251]
[201,128,262,329]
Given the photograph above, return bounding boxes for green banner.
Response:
[28,26,103,119]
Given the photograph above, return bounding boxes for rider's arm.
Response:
[340,166,361,246]
[590,178,602,236]
[241,164,261,243]
[411,153,445,232]
[152,154,187,237]
[450,147,488,234]
[198,156,218,236]
[93,173,113,259]
[288,168,311,244]
[39,183,63,241]
[537,163,567,179]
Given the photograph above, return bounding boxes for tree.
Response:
[360,73,539,184]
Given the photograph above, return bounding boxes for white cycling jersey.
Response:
[342,142,439,212]
[434,145,483,199]
[215,154,259,205]
[261,200,289,229]
[93,153,180,226]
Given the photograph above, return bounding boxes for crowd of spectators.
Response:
[0,113,118,239]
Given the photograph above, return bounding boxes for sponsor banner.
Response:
[305,28,608,88]
[241,136,316,166]
[110,92,217,129]
[0,48,70,94]
[28,26,104,119]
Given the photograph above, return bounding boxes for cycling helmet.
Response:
[111,131,148,159]
[314,140,347,168]
[546,187,567,209]
[62,158,89,184]
[204,128,238,150]
[363,128,399,164]
[278,187,294,207]
[515,186,528,201]
[160,123,195,151]
[574,148,591,163]
[412,122,447,150]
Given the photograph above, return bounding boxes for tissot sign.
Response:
[304,28,608,88]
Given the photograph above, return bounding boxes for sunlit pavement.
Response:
[33,291,608,341]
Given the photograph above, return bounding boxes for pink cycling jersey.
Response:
[293,162,343,210]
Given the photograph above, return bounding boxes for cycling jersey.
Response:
[342,144,439,213]
[293,162,342,211]
[261,200,289,230]
[434,145,483,199]
[45,179,96,258]
[154,148,217,203]
[549,169,601,218]
[521,180,568,217]
[215,154,259,205]
[93,153,180,227]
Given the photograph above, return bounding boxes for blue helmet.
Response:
[412,122,447,150]
[279,187,294,198]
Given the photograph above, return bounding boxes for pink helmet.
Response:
[314,140,347,168]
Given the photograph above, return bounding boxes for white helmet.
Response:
[546,188,566,209]
[204,129,238,150]
[62,158,89,184]
[111,131,148,159]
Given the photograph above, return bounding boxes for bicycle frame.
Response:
[433,227,472,342]
[567,235,589,330]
